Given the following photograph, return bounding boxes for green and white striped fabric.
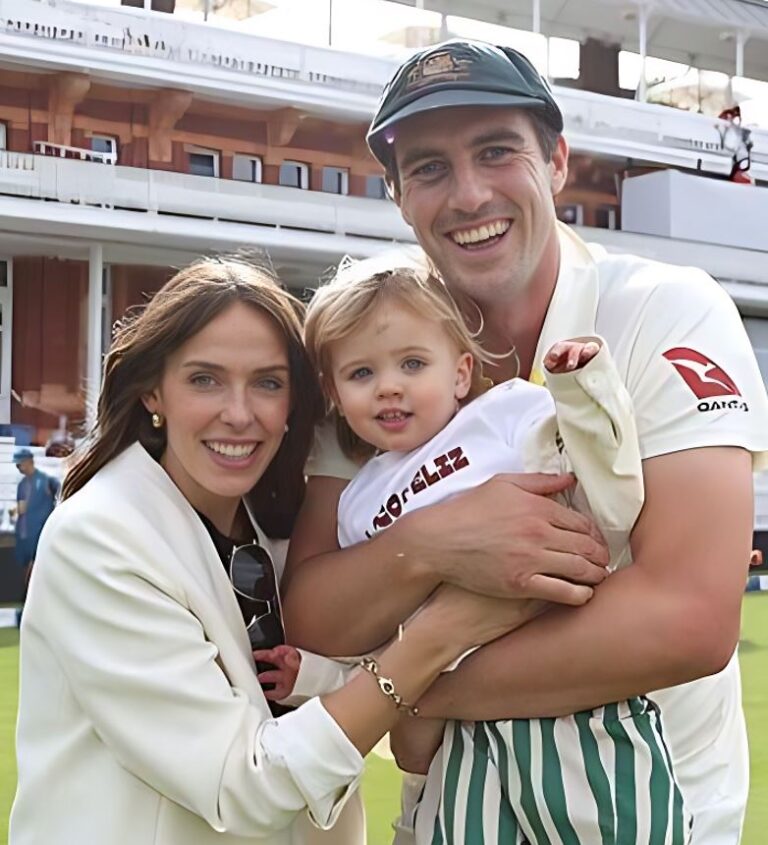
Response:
[415,697,691,845]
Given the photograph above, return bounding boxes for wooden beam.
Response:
[148,88,193,162]
[266,107,306,147]
[48,72,91,147]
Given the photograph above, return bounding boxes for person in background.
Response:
[13,447,59,588]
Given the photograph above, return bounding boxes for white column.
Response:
[736,31,747,80]
[440,12,448,40]
[532,0,541,34]
[638,4,649,102]
[0,259,13,425]
[86,244,104,431]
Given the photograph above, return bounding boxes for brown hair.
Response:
[63,256,324,538]
[304,264,491,463]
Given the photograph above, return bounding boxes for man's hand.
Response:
[283,472,609,654]
[412,472,609,605]
[253,645,301,701]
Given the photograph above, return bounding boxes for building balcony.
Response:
[2,0,767,175]
[0,0,389,121]
[0,150,414,278]
[33,140,117,165]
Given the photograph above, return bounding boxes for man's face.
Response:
[16,458,34,476]
[393,105,568,307]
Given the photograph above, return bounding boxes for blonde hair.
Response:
[305,263,491,462]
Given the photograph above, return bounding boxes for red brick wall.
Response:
[11,258,88,438]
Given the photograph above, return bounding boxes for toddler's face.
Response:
[329,300,472,453]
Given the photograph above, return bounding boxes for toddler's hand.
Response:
[253,644,302,701]
[544,340,600,374]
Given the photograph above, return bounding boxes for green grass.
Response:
[739,593,768,844]
[1,597,767,843]
[0,628,20,845]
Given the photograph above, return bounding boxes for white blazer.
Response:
[9,442,363,845]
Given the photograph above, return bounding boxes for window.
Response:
[321,166,349,195]
[90,134,117,161]
[279,160,309,189]
[365,175,388,199]
[233,154,262,183]
[556,204,583,226]
[595,206,618,230]
[0,123,6,151]
[189,147,220,178]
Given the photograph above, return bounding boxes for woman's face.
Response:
[144,301,291,526]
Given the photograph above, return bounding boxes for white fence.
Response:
[2,0,768,177]
[33,141,116,165]
[559,86,768,180]
[0,152,412,241]
[0,0,388,95]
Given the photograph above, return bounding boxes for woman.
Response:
[9,257,539,845]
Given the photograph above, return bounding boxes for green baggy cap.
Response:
[367,39,563,169]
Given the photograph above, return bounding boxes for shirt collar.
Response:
[529,223,600,386]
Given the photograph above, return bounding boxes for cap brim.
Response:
[368,88,554,161]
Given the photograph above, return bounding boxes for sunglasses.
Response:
[228,542,285,652]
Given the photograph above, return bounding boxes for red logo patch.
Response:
[663,347,741,399]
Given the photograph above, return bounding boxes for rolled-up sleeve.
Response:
[258,698,363,828]
[281,650,356,707]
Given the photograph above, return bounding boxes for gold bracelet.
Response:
[359,657,419,716]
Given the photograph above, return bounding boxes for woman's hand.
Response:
[415,583,552,654]
[390,715,445,775]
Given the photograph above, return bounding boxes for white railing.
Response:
[560,86,768,180]
[33,141,116,165]
[0,150,34,170]
[0,150,38,195]
[0,153,412,242]
[755,473,768,531]
[0,0,389,96]
[2,1,767,179]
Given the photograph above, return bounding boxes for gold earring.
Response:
[151,412,164,429]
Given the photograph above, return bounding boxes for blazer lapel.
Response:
[124,444,265,700]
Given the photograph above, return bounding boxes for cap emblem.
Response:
[406,51,472,91]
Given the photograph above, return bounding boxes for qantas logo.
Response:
[663,347,740,398]
[663,347,748,413]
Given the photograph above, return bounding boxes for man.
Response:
[282,41,768,843]
[14,447,59,586]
